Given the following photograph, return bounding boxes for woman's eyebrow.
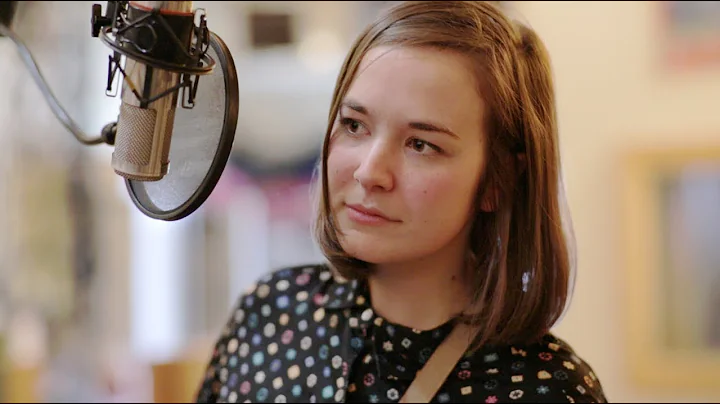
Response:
[340,99,459,139]
[340,99,368,115]
[409,121,459,139]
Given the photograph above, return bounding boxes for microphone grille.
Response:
[115,103,156,167]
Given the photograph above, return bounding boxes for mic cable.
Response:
[0,22,113,146]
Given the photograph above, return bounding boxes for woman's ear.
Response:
[516,153,527,175]
[479,182,500,212]
[479,153,526,213]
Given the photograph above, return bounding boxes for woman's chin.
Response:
[340,236,395,264]
[340,234,416,265]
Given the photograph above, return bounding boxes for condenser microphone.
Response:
[112,3,188,181]
[97,1,205,181]
[93,0,239,220]
[1,0,238,221]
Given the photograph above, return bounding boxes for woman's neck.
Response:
[367,246,472,331]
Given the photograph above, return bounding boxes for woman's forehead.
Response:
[343,46,485,133]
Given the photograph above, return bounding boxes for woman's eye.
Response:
[408,138,442,155]
[410,139,426,152]
[340,118,366,135]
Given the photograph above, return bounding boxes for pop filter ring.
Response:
[124,30,239,221]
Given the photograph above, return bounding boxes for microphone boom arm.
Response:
[0,1,215,148]
[0,21,113,146]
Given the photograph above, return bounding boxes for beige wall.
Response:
[512,1,720,402]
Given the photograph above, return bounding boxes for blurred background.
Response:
[0,1,719,402]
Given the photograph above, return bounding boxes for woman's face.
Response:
[327,45,487,265]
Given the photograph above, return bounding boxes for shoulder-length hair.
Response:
[312,0,577,350]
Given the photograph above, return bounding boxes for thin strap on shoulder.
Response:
[399,322,476,403]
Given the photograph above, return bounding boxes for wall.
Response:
[512,1,720,402]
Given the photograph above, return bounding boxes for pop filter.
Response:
[125,31,238,221]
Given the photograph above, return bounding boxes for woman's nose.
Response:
[352,140,395,192]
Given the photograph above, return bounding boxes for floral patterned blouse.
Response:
[195,264,608,403]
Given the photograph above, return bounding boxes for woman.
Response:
[196,1,607,403]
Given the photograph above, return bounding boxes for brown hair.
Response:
[313,0,576,349]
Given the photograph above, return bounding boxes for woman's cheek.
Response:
[403,171,473,216]
[327,146,356,194]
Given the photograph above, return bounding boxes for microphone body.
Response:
[112,1,194,181]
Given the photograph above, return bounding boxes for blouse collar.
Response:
[311,266,459,381]
[310,267,362,310]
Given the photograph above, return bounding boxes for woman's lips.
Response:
[345,203,399,225]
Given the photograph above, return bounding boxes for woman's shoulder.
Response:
[238,262,352,304]
[241,263,332,298]
[229,262,355,318]
[461,333,608,403]
[195,263,340,402]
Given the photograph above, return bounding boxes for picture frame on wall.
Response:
[658,1,720,70]
[622,145,720,392]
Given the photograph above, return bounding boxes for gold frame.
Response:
[622,145,720,392]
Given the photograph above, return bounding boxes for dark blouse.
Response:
[195,264,608,403]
